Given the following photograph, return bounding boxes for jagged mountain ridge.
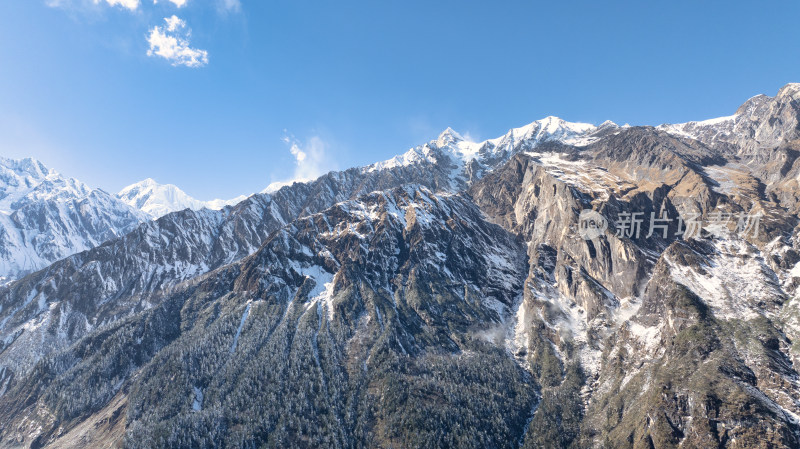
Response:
[1,84,800,448]
[0,116,612,285]
[0,161,249,283]
[659,83,800,161]
[369,116,620,186]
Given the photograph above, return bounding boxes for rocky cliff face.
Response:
[469,124,800,447]
[1,85,800,448]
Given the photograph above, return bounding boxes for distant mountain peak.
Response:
[598,119,620,129]
[1,157,95,212]
[0,157,52,188]
[118,178,247,219]
[538,115,568,130]
[136,177,159,186]
[436,127,464,146]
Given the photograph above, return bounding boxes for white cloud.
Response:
[153,0,188,7]
[48,0,140,10]
[146,15,208,68]
[289,144,307,163]
[94,0,140,10]
[164,15,183,31]
[263,135,334,193]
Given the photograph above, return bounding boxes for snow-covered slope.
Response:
[657,83,800,163]
[118,178,248,219]
[368,116,619,187]
[0,157,146,282]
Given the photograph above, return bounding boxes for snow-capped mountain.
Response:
[0,116,600,283]
[368,116,620,186]
[0,157,146,282]
[118,178,248,219]
[3,84,800,448]
[658,82,800,164]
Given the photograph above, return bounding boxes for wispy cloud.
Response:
[95,0,140,10]
[264,134,335,193]
[288,135,330,181]
[146,15,208,67]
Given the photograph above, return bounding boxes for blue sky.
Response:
[1,1,798,200]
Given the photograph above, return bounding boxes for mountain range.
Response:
[0,165,252,283]
[0,83,799,448]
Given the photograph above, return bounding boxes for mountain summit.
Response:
[117,178,248,219]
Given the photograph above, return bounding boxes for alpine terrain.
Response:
[1,84,800,448]
[0,162,251,284]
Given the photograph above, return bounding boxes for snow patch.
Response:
[229,302,251,353]
[192,386,204,411]
[667,238,782,320]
